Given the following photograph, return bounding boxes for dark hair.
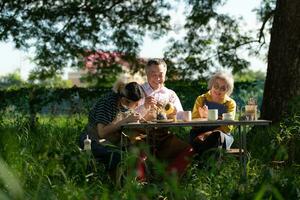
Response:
[146,59,167,73]
[121,82,145,101]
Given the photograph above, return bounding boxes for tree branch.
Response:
[0,1,5,13]
[258,10,275,43]
[232,40,260,49]
[103,0,124,13]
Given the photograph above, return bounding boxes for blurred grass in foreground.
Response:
[0,114,299,199]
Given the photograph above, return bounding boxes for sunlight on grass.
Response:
[0,114,299,199]
[0,157,23,199]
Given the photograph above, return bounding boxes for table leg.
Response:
[120,127,124,163]
[149,127,157,155]
[238,125,243,165]
[146,128,153,154]
[242,125,247,181]
[238,125,248,181]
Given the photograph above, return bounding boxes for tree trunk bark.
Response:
[261,0,300,122]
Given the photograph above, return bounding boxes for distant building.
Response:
[68,51,146,87]
[68,70,87,87]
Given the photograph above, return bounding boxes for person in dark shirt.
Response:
[79,80,144,182]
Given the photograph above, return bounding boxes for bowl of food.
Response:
[157,112,167,120]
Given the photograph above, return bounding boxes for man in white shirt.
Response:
[135,59,194,178]
[136,59,184,120]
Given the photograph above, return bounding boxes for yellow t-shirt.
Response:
[192,91,236,133]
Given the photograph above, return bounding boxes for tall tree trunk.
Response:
[261,0,300,122]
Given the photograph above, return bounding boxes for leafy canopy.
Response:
[165,0,275,80]
[0,0,171,80]
[0,70,26,89]
[0,0,276,82]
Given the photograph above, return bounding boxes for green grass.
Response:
[0,114,299,199]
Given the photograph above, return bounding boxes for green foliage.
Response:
[253,0,276,45]
[0,112,300,199]
[1,0,277,83]
[0,70,27,89]
[248,96,300,164]
[0,157,24,199]
[29,74,73,88]
[0,80,265,119]
[0,0,171,80]
[164,0,260,80]
[165,80,207,110]
[166,80,265,111]
[0,71,73,89]
[231,80,265,109]
[234,69,266,82]
[0,87,111,116]
[276,97,300,163]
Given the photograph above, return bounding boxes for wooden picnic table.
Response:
[121,119,271,180]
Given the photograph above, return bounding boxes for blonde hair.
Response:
[112,73,145,94]
[207,71,234,96]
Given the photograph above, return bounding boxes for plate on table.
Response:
[192,118,207,122]
[152,119,174,123]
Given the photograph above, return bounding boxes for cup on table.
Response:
[182,111,192,121]
[208,109,218,121]
[245,105,257,120]
[222,112,234,120]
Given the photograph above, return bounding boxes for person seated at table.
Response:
[78,79,146,183]
[136,58,195,178]
[190,71,236,156]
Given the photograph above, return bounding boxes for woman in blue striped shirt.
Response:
[79,80,145,182]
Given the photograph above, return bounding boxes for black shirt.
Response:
[87,90,127,141]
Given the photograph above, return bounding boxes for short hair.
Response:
[145,59,167,74]
[207,71,234,96]
[121,82,145,102]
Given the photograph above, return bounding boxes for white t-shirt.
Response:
[136,82,185,120]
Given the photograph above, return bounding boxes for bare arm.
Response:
[97,113,141,139]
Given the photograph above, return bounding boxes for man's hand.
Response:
[144,96,157,109]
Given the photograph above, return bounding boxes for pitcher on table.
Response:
[244,97,258,120]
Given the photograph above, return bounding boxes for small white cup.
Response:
[208,109,218,121]
[183,111,192,121]
[222,112,234,120]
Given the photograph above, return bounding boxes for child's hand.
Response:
[124,113,141,123]
[198,104,208,118]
